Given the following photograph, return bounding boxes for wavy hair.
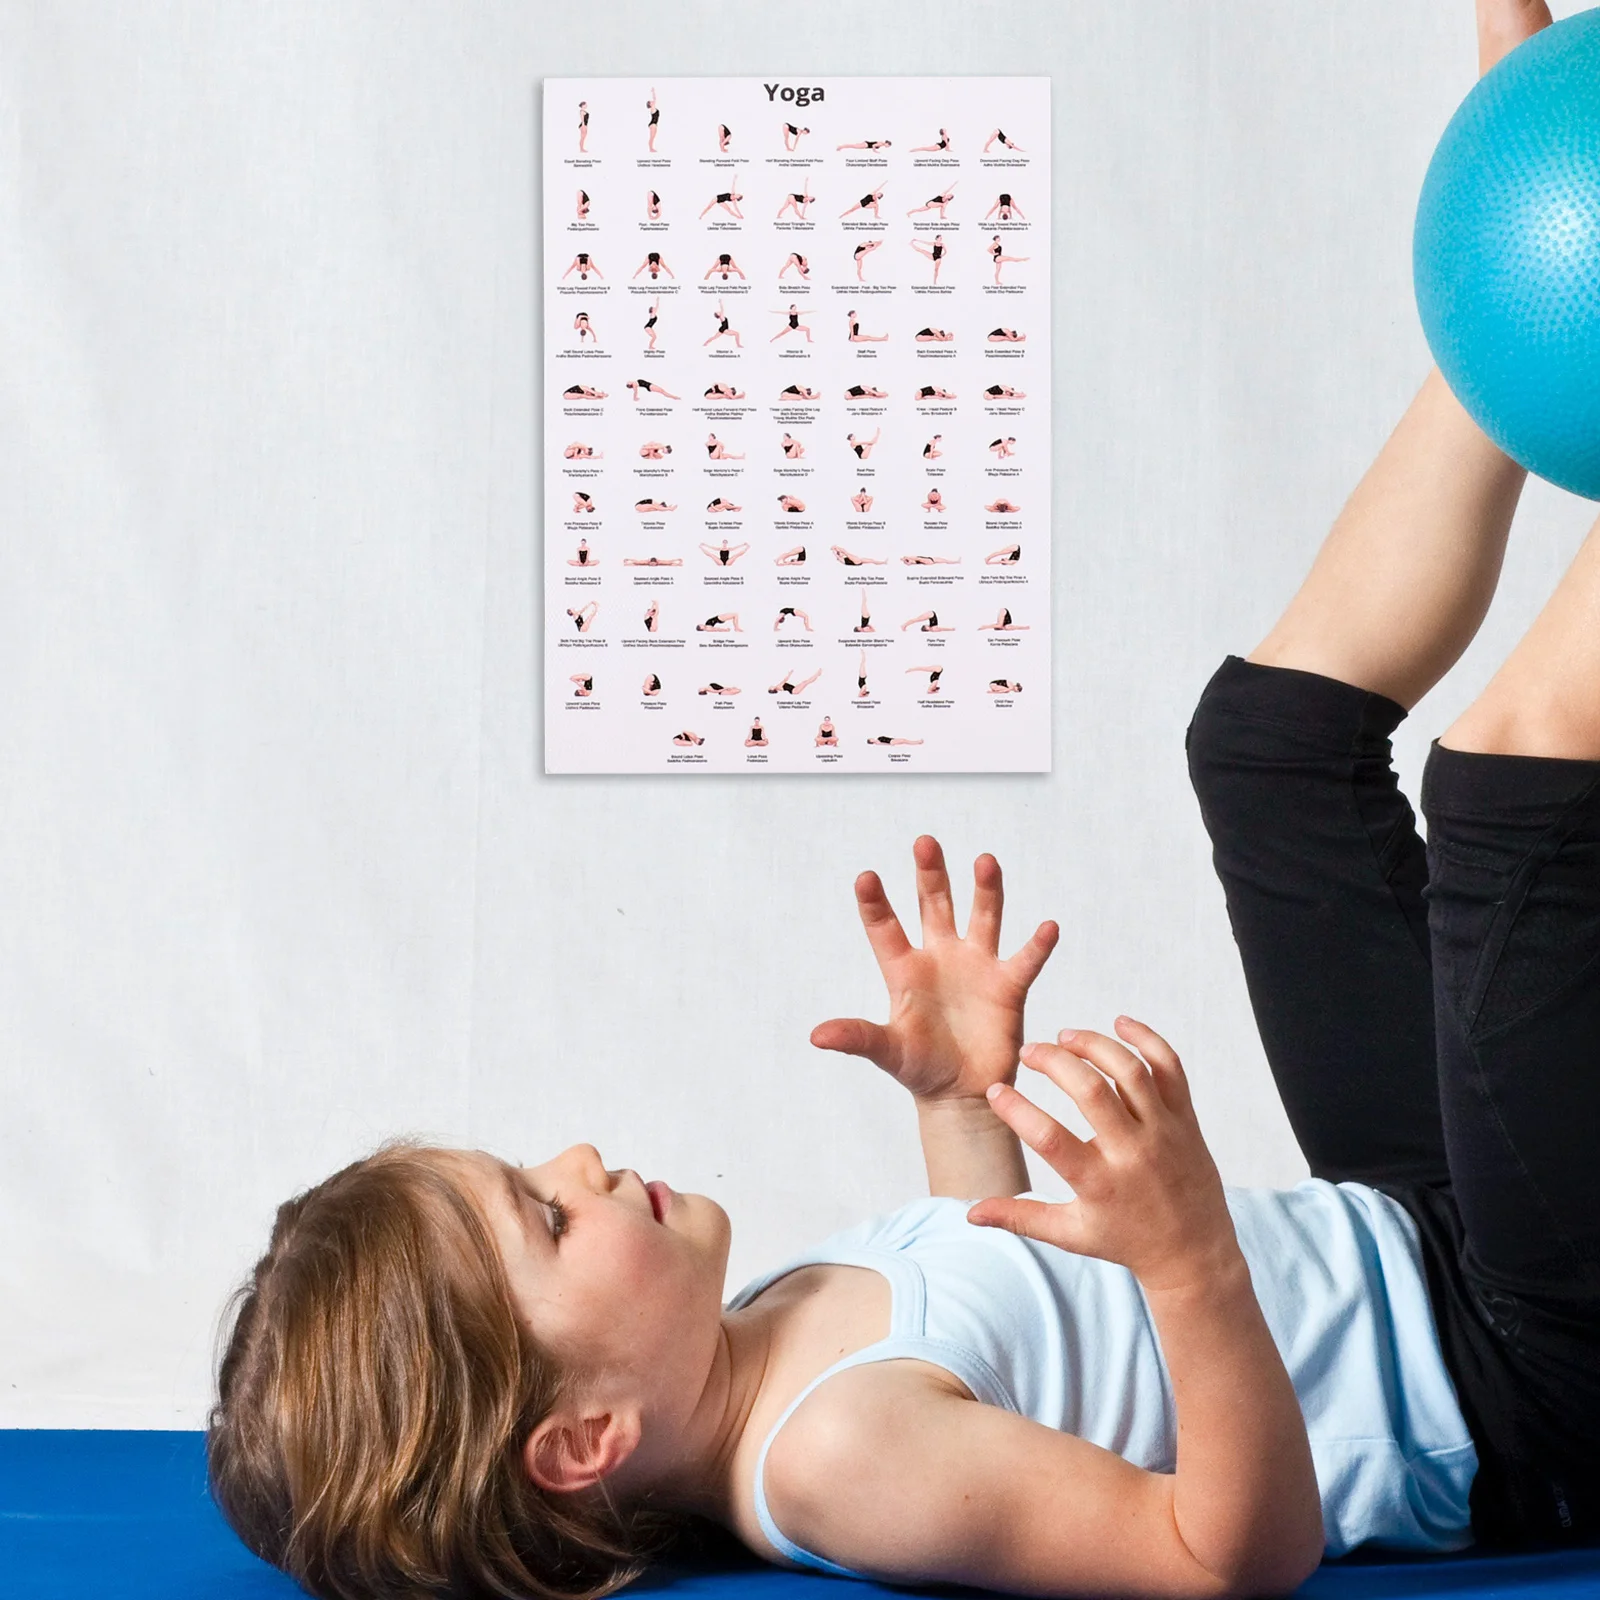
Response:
[207,1140,687,1599]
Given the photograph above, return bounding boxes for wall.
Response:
[1,0,1591,1427]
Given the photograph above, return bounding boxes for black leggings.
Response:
[1186,656,1600,1549]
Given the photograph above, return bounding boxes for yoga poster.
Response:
[544,76,1050,773]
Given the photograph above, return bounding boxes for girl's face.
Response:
[453,1146,730,1400]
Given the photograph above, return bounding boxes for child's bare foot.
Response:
[1476,0,1552,76]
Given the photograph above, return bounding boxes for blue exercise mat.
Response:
[4,1432,1598,1600]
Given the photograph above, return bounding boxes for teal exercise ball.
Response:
[1414,8,1600,499]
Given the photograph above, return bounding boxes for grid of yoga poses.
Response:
[546,77,1051,773]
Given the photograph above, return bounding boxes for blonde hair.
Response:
[207,1140,686,1600]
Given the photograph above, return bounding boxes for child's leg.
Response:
[1249,370,1526,709]
[1190,368,1528,1187]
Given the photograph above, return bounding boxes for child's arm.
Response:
[811,836,1058,1199]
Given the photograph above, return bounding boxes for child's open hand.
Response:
[810,835,1059,1105]
[966,1019,1239,1292]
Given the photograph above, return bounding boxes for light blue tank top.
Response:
[725,1181,1478,1572]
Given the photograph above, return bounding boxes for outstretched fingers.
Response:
[853,870,913,967]
[913,835,959,942]
[1112,1015,1193,1114]
[1046,1030,1163,1123]
[967,852,1004,953]
[967,1193,1078,1242]
[1005,919,1059,987]
[811,1016,899,1072]
[983,1077,1092,1179]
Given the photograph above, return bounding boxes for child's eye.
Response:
[545,1194,570,1240]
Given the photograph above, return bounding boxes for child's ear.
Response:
[523,1408,642,1494]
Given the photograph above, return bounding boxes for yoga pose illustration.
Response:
[645,189,662,221]
[910,128,951,153]
[704,381,745,399]
[704,252,746,281]
[777,494,806,514]
[641,672,661,697]
[744,718,768,749]
[985,497,1022,514]
[779,383,819,400]
[989,435,1018,457]
[985,192,1026,222]
[643,299,661,351]
[715,122,731,153]
[772,608,814,635]
[627,378,680,401]
[705,497,742,514]
[703,301,743,349]
[777,252,810,280]
[814,715,838,746]
[774,544,806,566]
[563,441,601,459]
[769,305,813,343]
[915,384,957,402]
[908,234,948,282]
[570,495,597,517]
[624,556,682,569]
[779,434,805,460]
[986,542,1022,565]
[923,434,943,459]
[914,327,953,343]
[846,428,881,460]
[840,186,885,220]
[865,734,924,746]
[561,252,603,281]
[638,440,672,460]
[856,651,870,697]
[780,120,809,151]
[901,609,953,632]
[906,664,947,694]
[704,433,743,459]
[699,539,749,567]
[989,235,1029,284]
[854,592,874,633]
[844,383,888,400]
[907,186,957,220]
[983,125,1024,150]
[645,88,660,151]
[978,606,1029,631]
[699,189,745,220]
[575,99,588,151]
[850,488,874,514]
[775,183,813,222]
[561,383,607,401]
[831,545,885,567]
[669,729,703,745]
[566,537,597,564]
[634,497,677,513]
[694,612,742,633]
[697,682,741,696]
[634,251,674,280]
[902,554,961,566]
[564,601,599,633]
[568,673,594,698]
[921,488,945,513]
[851,239,885,281]
[836,136,891,150]
[768,667,822,694]
[575,188,590,221]
[987,326,1026,343]
[987,678,1023,694]
[641,599,658,632]
[984,383,1027,400]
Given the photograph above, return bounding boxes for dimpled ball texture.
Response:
[1414,7,1600,499]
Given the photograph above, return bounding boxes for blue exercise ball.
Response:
[1414,8,1600,499]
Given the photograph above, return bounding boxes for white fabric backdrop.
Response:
[1,0,1592,1427]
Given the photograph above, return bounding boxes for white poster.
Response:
[544,76,1050,773]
